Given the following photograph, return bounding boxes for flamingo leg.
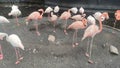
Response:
[53,21,56,33]
[14,48,20,64]
[75,29,78,46]
[85,38,90,58]
[34,21,40,36]
[64,19,68,35]
[72,30,76,47]
[17,48,23,61]
[48,13,51,21]
[15,16,20,26]
[88,36,94,64]
[0,44,3,60]
[114,20,117,27]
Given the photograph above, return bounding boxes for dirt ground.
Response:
[0,17,120,68]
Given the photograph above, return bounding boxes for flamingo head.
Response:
[0,33,8,40]
[38,9,44,15]
[115,10,120,20]
[102,12,109,20]
[82,18,87,26]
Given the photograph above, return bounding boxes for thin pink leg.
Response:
[14,48,20,64]
[64,20,68,35]
[15,16,20,26]
[88,37,94,64]
[0,45,3,60]
[17,48,23,61]
[72,30,76,47]
[53,22,56,33]
[75,30,79,46]
[34,23,40,36]
[85,38,90,58]
[114,20,117,27]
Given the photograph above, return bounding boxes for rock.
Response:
[110,45,119,55]
[48,35,55,42]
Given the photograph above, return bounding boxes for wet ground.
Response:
[0,17,120,68]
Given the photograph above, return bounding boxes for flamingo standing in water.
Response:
[26,9,44,36]
[114,10,120,27]
[49,12,58,32]
[8,5,21,26]
[59,9,72,35]
[0,33,24,64]
[81,12,109,64]
[67,18,87,47]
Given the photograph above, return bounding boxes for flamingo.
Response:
[8,5,21,26]
[67,18,87,47]
[114,10,120,27]
[0,33,9,60]
[70,7,78,14]
[0,33,24,64]
[71,14,84,21]
[49,12,58,32]
[81,12,109,63]
[79,7,86,17]
[0,16,10,31]
[93,11,108,22]
[59,9,72,35]
[26,9,44,36]
[87,15,96,25]
[45,6,53,19]
[54,6,60,16]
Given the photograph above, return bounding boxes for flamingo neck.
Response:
[98,15,103,33]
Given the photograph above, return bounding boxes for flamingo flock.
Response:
[1,4,120,64]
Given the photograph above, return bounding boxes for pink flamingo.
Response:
[114,10,120,27]
[67,18,87,47]
[26,9,44,36]
[49,12,58,32]
[71,14,85,21]
[81,12,109,64]
[70,7,86,21]
[59,9,71,35]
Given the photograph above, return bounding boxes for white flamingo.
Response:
[0,33,24,64]
[8,5,21,26]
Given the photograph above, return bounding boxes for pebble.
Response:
[110,45,119,55]
[48,35,55,42]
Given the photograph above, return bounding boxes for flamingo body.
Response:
[87,15,96,25]
[79,7,84,14]
[54,6,60,13]
[6,34,24,50]
[71,15,83,21]
[68,20,86,30]
[0,16,10,23]
[26,11,43,21]
[8,5,21,17]
[70,7,78,14]
[45,7,53,13]
[59,11,71,20]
